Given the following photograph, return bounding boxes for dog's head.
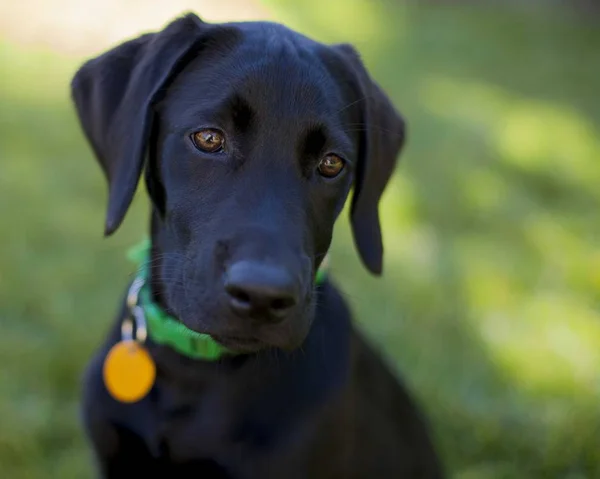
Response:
[72,14,405,353]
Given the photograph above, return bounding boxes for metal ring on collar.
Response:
[121,276,148,343]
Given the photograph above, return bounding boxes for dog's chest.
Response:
[140,378,237,462]
[135,371,320,477]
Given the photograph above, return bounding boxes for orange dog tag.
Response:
[103,340,156,403]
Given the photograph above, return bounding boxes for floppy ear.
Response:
[71,14,208,236]
[333,44,406,276]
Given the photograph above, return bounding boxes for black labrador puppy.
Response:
[72,13,444,478]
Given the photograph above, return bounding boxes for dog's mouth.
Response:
[212,334,266,354]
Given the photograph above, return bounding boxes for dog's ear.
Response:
[71,14,207,235]
[333,44,406,276]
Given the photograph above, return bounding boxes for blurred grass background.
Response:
[1,0,599,477]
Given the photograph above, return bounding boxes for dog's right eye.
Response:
[191,129,225,153]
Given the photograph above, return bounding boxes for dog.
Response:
[72,13,444,478]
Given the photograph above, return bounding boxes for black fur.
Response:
[72,13,444,478]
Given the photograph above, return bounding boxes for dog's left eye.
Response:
[191,129,225,153]
[317,154,345,178]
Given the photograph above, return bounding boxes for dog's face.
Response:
[151,34,356,351]
[72,15,405,353]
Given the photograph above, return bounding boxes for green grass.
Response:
[1,2,599,477]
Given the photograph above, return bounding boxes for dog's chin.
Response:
[175,304,314,355]
[176,317,289,355]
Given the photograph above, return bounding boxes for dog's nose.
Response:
[224,261,298,322]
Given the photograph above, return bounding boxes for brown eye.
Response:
[317,154,345,178]
[191,129,225,153]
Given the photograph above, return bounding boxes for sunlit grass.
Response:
[422,77,600,190]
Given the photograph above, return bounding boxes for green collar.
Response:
[126,239,327,360]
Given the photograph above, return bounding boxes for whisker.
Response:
[335,95,369,114]
[340,126,404,137]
